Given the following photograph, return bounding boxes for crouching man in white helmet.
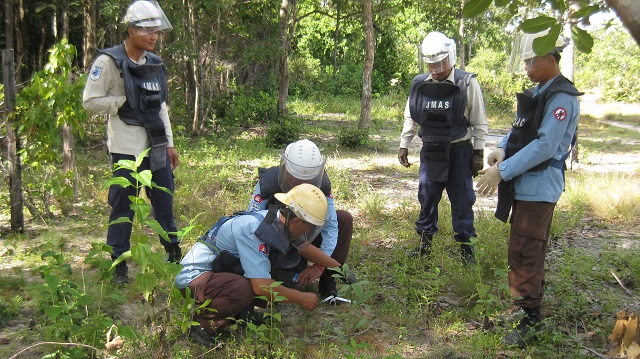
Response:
[398,31,488,263]
[175,184,341,347]
[476,29,582,348]
[247,139,354,301]
[83,0,180,285]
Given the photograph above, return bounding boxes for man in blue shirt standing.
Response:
[476,29,582,348]
[176,183,341,347]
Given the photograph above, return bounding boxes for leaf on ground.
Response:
[628,341,640,359]
[623,314,638,349]
[610,317,627,345]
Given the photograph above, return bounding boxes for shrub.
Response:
[265,115,304,148]
[337,126,368,148]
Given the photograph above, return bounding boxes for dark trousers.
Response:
[508,200,555,309]
[187,272,255,335]
[107,153,178,259]
[416,141,476,242]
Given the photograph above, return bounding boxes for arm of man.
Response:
[249,278,319,311]
[160,103,179,169]
[83,55,127,115]
[466,78,488,150]
[399,98,418,149]
[295,244,341,286]
[497,93,578,181]
[247,182,269,212]
[318,195,338,257]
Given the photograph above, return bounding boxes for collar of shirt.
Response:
[534,74,561,97]
[426,69,456,84]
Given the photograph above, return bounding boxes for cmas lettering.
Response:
[423,100,451,110]
[141,82,161,91]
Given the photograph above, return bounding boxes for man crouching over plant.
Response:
[175,183,341,347]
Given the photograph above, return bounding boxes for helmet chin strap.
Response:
[281,209,295,244]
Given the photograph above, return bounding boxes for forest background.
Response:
[1,0,640,358]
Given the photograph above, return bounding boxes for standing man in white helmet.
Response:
[176,183,341,347]
[83,0,181,284]
[247,139,354,302]
[476,29,582,347]
[398,31,488,263]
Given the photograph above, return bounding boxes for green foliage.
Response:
[265,115,304,148]
[337,126,369,149]
[575,25,640,102]
[217,88,279,130]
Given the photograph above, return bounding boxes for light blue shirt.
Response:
[175,210,274,289]
[247,182,338,257]
[497,75,580,203]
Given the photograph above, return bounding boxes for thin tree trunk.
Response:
[277,0,292,115]
[332,8,341,77]
[458,0,466,70]
[82,0,96,70]
[359,0,374,130]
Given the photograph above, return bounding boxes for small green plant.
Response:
[239,281,288,357]
[338,126,369,148]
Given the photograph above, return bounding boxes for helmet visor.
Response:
[288,218,324,250]
[425,57,451,76]
[124,1,173,36]
[278,155,326,192]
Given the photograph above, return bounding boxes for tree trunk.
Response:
[82,0,96,70]
[277,0,292,115]
[359,0,374,130]
[605,0,640,47]
[458,0,466,70]
[3,50,24,233]
[332,8,341,77]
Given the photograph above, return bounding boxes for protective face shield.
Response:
[420,32,456,76]
[123,0,173,36]
[274,183,328,249]
[508,29,569,73]
[278,139,326,192]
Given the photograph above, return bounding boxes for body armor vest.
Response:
[204,207,301,275]
[257,166,332,200]
[495,75,583,223]
[408,70,475,182]
[99,44,169,171]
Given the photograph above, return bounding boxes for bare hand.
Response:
[298,292,319,311]
[296,266,323,287]
[167,147,179,170]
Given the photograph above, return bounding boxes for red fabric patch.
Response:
[553,107,567,121]
[253,194,263,203]
[258,243,268,256]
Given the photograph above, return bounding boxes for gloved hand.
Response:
[471,149,484,177]
[487,148,505,166]
[475,165,503,195]
[398,148,410,167]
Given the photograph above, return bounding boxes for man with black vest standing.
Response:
[476,29,582,347]
[398,31,488,263]
[83,0,181,284]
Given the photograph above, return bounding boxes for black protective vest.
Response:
[257,166,332,201]
[204,207,301,275]
[495,75,583,222]
[99,44,169,171]
[408,70,475,182]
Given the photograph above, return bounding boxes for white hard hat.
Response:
[274,183,328,227]
[520,29,569,61]
[123,1,172,32]
[278,139,326,192]
[421,32,456,66]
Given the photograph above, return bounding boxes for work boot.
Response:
[411,231,433,257]
[502,306,543,348]
[459,242,476,265]
[318,271,339,298]
[236,307,265,327]
[113,261,129,285]
[188,325,222,349]
[166,243,182,263]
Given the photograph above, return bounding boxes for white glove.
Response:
[487,148,505,166]
[475,165,503,196]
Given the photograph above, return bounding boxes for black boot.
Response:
[502,306,543,348]
[318,270,339,298]
[411,231,432,257]
[113,260,129,285]
[166,243,182,263]
[459,242,476,265]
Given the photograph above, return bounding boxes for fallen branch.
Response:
[610,268,639,299]
[579,344,616,359]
